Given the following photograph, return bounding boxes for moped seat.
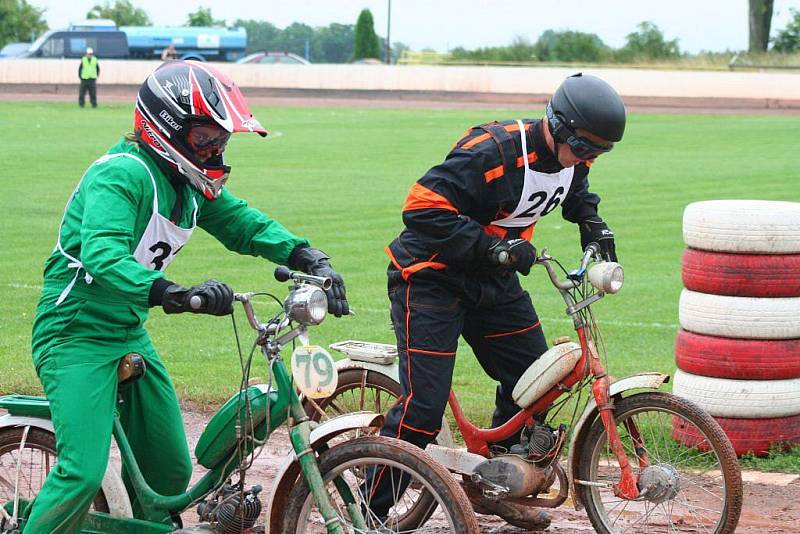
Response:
[117,353,146,387]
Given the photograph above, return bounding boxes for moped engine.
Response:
[472,455,557,499]
[195,484,263,534]
[509,422,566,466]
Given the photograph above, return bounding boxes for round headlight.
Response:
[588,262,624,294]
[284,285,328,325]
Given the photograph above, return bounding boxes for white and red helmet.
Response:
[134,60,267,199]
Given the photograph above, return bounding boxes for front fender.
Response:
[567,372,670,510]
[266,411,384,533]
[0,415,133,519]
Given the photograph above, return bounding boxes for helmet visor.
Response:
[546,103,614,160]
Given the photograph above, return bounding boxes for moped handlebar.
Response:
[274,266,332,290]
[537,243,600,291]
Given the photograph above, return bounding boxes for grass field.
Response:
[0,100,797,470]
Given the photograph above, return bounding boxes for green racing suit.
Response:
[24,137,307,533]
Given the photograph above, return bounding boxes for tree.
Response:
[617,21,680,61]
[451,36,536,63]
[86,0,150,26]
[234,19,280,54]
[749,0,775,52]
[274,22,316,59]
[390,41,410,64]
[353,8,380,60]
[534,30,611,62]
[772,8,800,52]
[0,0,47,47]
[316,23,355,63]
[186,7,224,27]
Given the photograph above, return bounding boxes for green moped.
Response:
[0,267,478,534]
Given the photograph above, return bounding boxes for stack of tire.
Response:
[671,200,800,457]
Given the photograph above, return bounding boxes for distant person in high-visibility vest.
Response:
[78,47,100,108]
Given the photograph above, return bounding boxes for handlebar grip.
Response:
[189,295,203,310]
[273,266,332,290]
[274,265,292,282]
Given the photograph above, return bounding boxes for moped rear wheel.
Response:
[281,435,479,534]
[303,369,402,423]
[575,392,742,534]
[0,427,110,524]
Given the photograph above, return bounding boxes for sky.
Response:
[28,0,800,54]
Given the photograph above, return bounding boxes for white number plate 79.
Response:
[291,345,338,399]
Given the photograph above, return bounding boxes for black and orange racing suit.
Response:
[364,118,608,516]
[379,118,603,450]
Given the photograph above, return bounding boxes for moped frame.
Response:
[0,299,366,534]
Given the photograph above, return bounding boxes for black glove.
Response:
[487,239,537,276]
[162,279,234,316]
[579,217,618,262]
[289,246,349,317]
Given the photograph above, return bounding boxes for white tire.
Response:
[679,289,800,339]
[673,369,800,418]
[683,200,800,254]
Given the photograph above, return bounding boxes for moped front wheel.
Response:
[300,369,445,529]
[281,435,479,534]
[0,427,110,522]
[575,392,742,534]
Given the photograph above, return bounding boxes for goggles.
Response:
[187,123,231,155]
[546,103,613,160]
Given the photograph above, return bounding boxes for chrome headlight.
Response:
[284,284,328,325]
[588,262,624,294]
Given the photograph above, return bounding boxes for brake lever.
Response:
[567,243,601,282]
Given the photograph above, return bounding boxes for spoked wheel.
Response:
[575,392,742,534]
[301,369,442,529]
[303,369,402,423]
[0,427,109,529]
[281,436,479,534]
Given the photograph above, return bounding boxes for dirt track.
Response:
[174,408,800,533]
[3,85,800,115]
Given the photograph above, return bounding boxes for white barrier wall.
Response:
[1,59,799,100]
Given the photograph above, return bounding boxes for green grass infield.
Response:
[0,101,797,470]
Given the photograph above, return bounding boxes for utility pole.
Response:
[385,0,392,64]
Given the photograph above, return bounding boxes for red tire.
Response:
[682,248,800,298]
[672,413,800,457]
[675,329,800,380]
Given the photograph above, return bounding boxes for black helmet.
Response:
[548,73,626,143]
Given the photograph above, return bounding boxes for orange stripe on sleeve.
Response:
[484,165,504,183]
[461,132,492,150]
[403,183,458,213]
[483,224,508,239]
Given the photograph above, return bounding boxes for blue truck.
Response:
[21,21,247,62]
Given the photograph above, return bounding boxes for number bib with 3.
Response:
[492,119,574,229]
[133,207,196,271]
[291,345,338,399]
[131,158,197,271]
